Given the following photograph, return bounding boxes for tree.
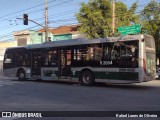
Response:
[141,0,160,60]
[76,0,112,39]
[76,0,139,38]
[114,1,140,35]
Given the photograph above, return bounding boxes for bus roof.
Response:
[6,34,153,50]
[24,37,116,49]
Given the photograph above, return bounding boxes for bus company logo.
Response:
[1,112,43,118]
[2,112,11,117]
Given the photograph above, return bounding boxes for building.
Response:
[0,24,84,48]
[39,25,85,41]
[51,25,85,41]
[12,30,53,46]
[3,25,84,47]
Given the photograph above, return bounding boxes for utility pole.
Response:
[112,0,115,35]
[45,0,49,42]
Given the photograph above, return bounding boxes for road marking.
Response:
[0,118,16,120]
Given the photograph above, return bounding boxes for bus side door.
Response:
[59,48,71,79]
[31,50,41,78]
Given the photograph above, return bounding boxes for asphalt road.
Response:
[0,78,159,120]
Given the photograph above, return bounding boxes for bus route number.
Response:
[100,61,113,66]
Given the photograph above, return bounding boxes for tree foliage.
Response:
[76,0,139,38]
[115,1,140,28]
[141,1,160,37]
[141,0,160,58]
[76,0,112,38]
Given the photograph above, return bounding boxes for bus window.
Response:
[48,49,57,66]
[16,54,27,66]
[103,43,114,60]
[67,50,71,65]
[74,44,102,62]
[145,35,155,49]
[89,44,102,61]
[41,48,58,67]
[74,46,87,61]
[118,40,139,68]
[4,54,12,64]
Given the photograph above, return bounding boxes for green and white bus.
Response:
[3,34,156,85]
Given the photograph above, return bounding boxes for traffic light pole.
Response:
[17,18,45,28]
[17,18,49,43]
[17,0,49,42]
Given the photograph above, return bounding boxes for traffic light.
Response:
[23,14,28,25]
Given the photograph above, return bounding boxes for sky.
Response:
[0,0,158,41]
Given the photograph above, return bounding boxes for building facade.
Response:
[39,25,85,41]
[1,25,85,47]
[12,30,53,46]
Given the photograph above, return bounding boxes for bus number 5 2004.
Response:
[100,61,113,66]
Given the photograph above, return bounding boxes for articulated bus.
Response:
[3,34,156,85]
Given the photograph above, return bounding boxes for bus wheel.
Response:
[79,71,94,86]
[17,69,26,80]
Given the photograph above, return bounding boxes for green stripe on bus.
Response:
[94,72,138,80]
[73,71,138,81]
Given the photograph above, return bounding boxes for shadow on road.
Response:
[9,78,160,90]
[94,81,160,90]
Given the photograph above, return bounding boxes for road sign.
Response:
[118,24,141,35]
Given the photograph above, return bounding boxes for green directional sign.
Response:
[118,24,141,35]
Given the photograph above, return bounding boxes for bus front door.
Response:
[31,50,41,78]
[59,49,71,79]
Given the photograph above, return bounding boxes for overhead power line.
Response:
[0,0,159,40]
[0,0,57,21]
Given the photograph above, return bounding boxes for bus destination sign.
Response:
[118,24,141,35]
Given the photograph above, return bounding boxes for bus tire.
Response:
[79,71,95,86]
[17,69,26,80]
